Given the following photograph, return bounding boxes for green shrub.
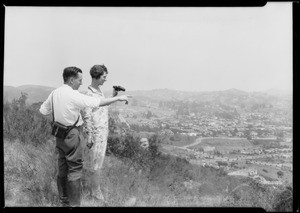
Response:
[3,93,52,146]
[221,179,292,211]
[106,132,162,172]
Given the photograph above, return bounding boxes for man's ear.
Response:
[69,77,74,85]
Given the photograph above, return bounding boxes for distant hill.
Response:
[4,85,55,104]
[124,88,200,101]
[262,88,292,98]
[126,88,290,106]
[3,84,292,107]
[125,88,251,102]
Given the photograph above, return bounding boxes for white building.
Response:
[140,138,149,149]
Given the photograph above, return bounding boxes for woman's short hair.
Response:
[63,67,82,83]
[90,64,108,79]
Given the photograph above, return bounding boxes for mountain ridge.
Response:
[4,84,292,105]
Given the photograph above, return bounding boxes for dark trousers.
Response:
[55,126,84,207]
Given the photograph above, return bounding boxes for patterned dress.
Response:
[83,86,109,172]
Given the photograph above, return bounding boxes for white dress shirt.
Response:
[39,84,103,127]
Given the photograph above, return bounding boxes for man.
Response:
[39,66,130,207]
[82,65,119,201]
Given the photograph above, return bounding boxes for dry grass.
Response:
[4,139,58,206]
[4,139,290,210]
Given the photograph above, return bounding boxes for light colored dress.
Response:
[83,86,109,172]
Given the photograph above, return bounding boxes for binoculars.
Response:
[113,86,126,92]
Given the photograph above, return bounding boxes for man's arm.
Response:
[75,91,131,108]
[98,95,130,106]
[71,88,132,111]
[39,92,53,116]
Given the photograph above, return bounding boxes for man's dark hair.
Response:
[63,67,82,83]
[90,64,108,79]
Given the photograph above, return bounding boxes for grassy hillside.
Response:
[4,138,293,210]
[3,95,293,210]
[4,139,58,206]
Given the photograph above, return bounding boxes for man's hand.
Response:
[118,95,133,104]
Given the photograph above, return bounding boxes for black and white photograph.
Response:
[3,3,294,211]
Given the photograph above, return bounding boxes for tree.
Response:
[197,147,204,152]
[108,117,117,133]
[16,92,28,108]
[245,129,252,140]
[146,110,153,119]
[211,130,217,137]
[173,133,182,141]
[230,162,238,167]
[247,124,254,129]
[233,127,238,136]
[3,94,52,145]
[3,101,11,136]
[277,171,284,178]
[214,150,222,157]
[273,185,293,212]
[217,161,228,167]
[275,131,285,142]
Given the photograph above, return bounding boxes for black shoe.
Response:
[67,179,82,207]
[57,176,70,207]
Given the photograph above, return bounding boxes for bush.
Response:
[221,179,294,211]
[148,155,193,188]
[3,93,52,146]
[222,180,273,210]
[82,155,180,207]
[277,171,284,178]
[272,185,293,212]
[106,133,161,172]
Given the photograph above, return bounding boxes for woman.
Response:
[82,64,120,201]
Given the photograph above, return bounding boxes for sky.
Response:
[4,3,293,92]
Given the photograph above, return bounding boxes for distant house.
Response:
[203,146,215,152]
[282,165,292,171]
[284,138,292,142]
[250,131,258,138]
[248,169,258,177]
[140,138,149,149]
[182,132,198,136]
[236,132,244,137]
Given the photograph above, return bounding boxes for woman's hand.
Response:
[112,88,118,97]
